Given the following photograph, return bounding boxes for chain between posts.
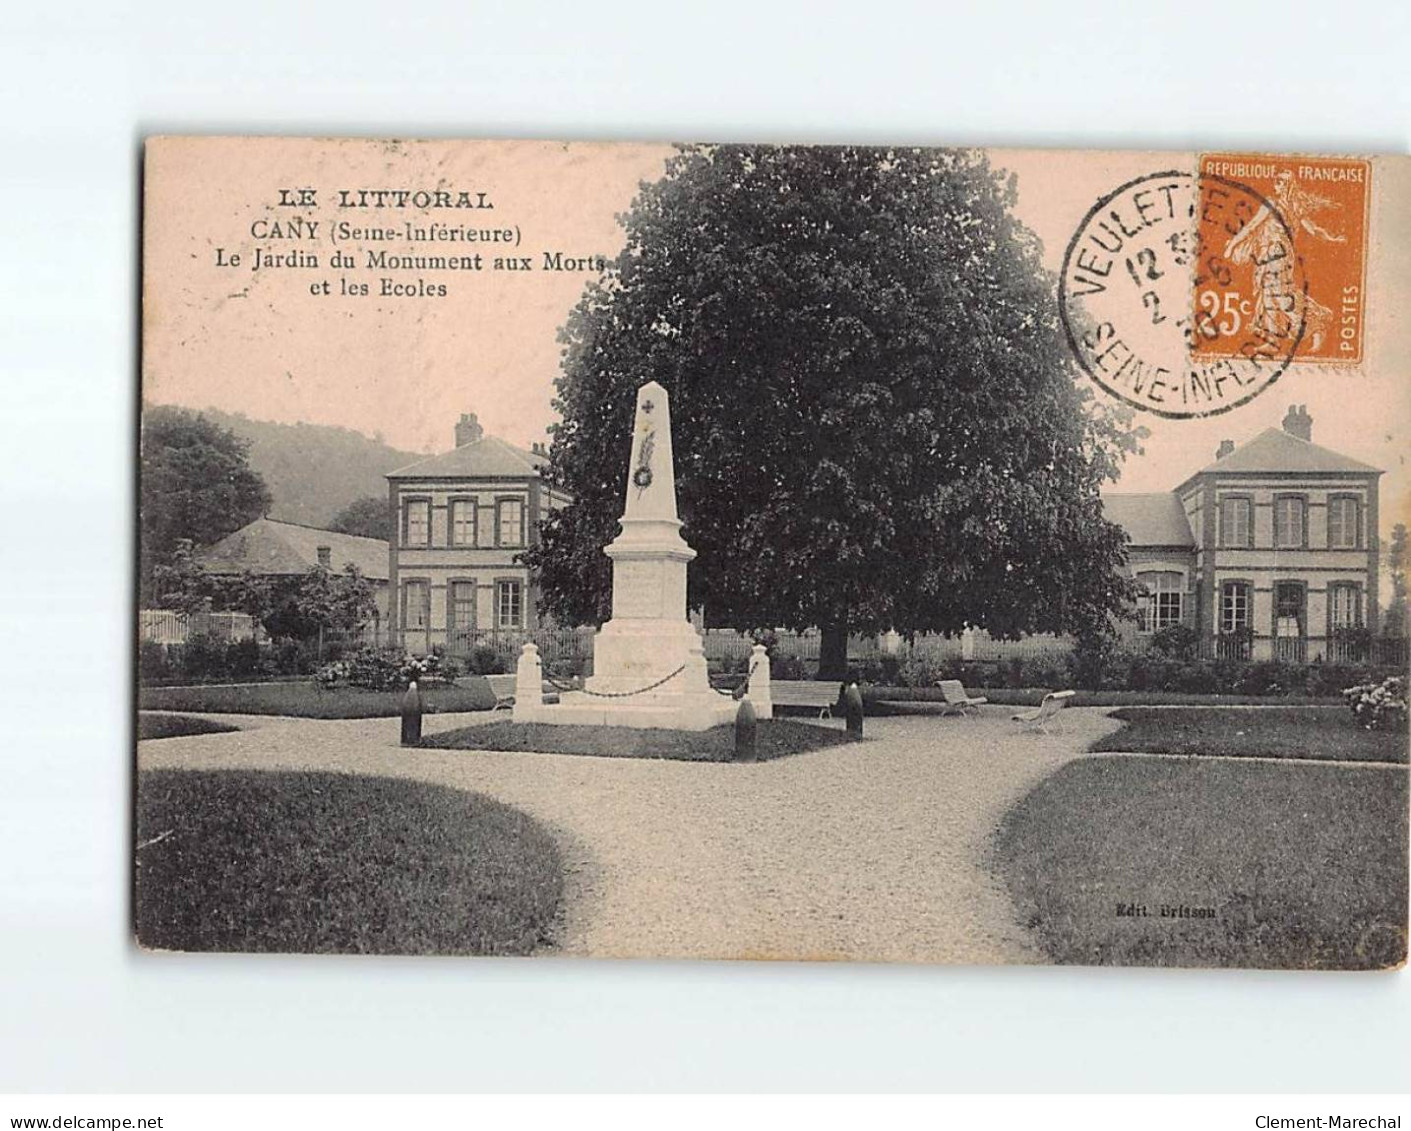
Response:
[537,657,763,700]
[540,663,686,699]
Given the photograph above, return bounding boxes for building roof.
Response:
[1102,492,1195,548]
[387,435,548,480]
[1194,427,1381,477]
[196,518,389,581]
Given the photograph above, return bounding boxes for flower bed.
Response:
[1344,676,1408,733]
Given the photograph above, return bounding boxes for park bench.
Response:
[936,679,988,716]
[770,680,841,720]
[1011,690,1076,733]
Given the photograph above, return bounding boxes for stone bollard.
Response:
[512,642,542,723]
[734,697,758,762]
[400,679,423,746]
[843,681,864,739]
[747,643,773,720]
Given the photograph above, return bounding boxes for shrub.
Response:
[317,647,460,691]
[1072,632,1115,691]
[852,657,886,684]
[428,646,462,682]
[1005,658,1026,689]
[139,640,171,683]
[1150,624,1199,660]
[1172,661,1220,694]
[180,633,229,682]
[267,637,318,677]
[771,655,808,681]
[1344,676,1407,732]
[226,638,263,681]
[466,644,507,676]
[1306,662,1382,698]
[1234,661,1303,697]
[1025,655,1071,689]
[898,655,944,688]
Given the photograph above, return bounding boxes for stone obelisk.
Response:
[514,380,741,730]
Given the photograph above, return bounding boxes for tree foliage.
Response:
[140,406,271,598]
[152,539,376,642]
[1387,523,1408,637]
[329,496,393,542]
[524,145,1143,674]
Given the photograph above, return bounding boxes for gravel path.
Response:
[137,707,1121,964]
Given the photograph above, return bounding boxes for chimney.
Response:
[316,545,331,568]
[455,412,484,448]
[1282,404,1312,442]
[1216,439,1235,460]
[531,441,547,457]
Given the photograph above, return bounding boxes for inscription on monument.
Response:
[613,560,664,619]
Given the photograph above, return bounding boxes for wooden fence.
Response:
[139,609,260,645]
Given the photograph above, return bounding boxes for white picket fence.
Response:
[699,628,1072,663]
[138,609,260,645]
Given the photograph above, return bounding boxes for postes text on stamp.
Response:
[1196,154,1370,365]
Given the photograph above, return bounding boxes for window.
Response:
[1136,571,1183,633]
[403,498,430,546]
[448,580,477,645]
[1219,497,1252,548]
[402,581,430,630]
[497,498,524,547]
[1274,496,1305,548]
[1220,581,1251,633]
[1327,496,1359,549]
[450,499,476,547]
[1274,582,1304,632]
[1329,583,1363,629]
[496,580,523,629]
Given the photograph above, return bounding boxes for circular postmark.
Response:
[1059,171,1308,418]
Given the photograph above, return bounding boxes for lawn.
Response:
[134,769,564,955]
[137,713,240,740]
[1091,707,1408,764]
[138,680,495,719]
[993,757,1408,970]
[420,718,856,761]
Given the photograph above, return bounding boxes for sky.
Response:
[143,139,1409,531]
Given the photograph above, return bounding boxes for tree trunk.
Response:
[818,621,848,682]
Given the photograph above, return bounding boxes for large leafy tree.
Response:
[526,145,1142,677]
[140,406,271,599]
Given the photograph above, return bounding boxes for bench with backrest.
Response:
[936,679,988,716]
[1011,689,1076,732]
[769,680,841,719]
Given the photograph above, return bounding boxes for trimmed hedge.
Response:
[139,635,325,685]
[858,652,1400,699]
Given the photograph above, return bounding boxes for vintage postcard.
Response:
[138,137,1409,969]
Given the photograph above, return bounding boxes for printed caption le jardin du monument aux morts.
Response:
[139,138,1409,969]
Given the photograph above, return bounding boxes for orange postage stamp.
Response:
[1195,153,1370,365]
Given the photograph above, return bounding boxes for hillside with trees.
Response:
[146,405,421,528]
